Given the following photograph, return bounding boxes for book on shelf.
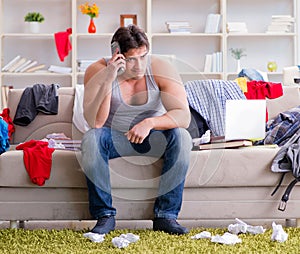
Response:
[195,139,253,150]
[1,55,21,72]
[266,15,294,33]
[227,22,248,33]
[165,21,192,34]
[18,60,38,72]
[8,57,27,72]
[48,65,72,74]
[14,60,32,72]
[25,64,46,73]
[203,51,222,73]
[1,85,13,109]
[204,13,221,33]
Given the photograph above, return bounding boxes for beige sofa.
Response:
[1,85,300,229]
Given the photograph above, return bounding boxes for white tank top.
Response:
[104,57,166,132]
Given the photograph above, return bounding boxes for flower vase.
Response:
[236,59,241,73]
[88,18,96,33]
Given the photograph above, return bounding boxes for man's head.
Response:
[112,25,149,80]
[111,24,149,54]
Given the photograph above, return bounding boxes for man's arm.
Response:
[83,51,125,128]
[125,56,191,144]
[150,56,191,129]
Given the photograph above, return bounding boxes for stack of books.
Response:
[226,22,248,33]
[165,21,192,34]
[48,65,72,74]
[204,14,221,33]
[1,55,46,73]
[204,51,223,73]
[195,138,253,150]
[266,15,295,33]
[77,59,97,72]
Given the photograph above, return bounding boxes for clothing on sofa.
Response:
[13,83,60,126]
[184,79,246,137]
[255,105,300,146]
[0,108,15,140]
[16,140,55,186]
[73,84,91,133]
[0,117,10,154]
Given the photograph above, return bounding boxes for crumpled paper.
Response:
[211,232,242,245]
[271,222,288,243]
[228,218,266,235]
[112,233,140,248]
[83,232,105,243]
[193,130,211,146]
[191,231,212,239]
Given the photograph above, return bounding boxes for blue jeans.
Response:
[81,127,192,220]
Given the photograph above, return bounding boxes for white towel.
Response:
[73,84,91,133]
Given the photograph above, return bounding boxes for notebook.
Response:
[224,99,266,141]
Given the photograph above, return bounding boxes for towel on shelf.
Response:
[54,28,72,62]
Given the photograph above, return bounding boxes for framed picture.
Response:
[120,14,137,27]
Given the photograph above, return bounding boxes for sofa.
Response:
[1,85,300,229]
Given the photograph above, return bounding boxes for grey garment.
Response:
[271,128,300,177]
[13,83,60,126]
[103,56,166,132]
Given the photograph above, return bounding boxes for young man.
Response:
[81,25,192,235]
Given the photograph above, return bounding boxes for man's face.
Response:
[123,45,149,80]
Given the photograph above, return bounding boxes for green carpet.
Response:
[0,227,299,254]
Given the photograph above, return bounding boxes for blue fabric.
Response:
[255,105,300,146]
[81,127,192,220]
[185,79,246,136]
[0,118,9,154]
[238,68,264,81]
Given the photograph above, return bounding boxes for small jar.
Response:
[267,61,277,72]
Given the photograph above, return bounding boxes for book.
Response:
[204,14,221,33]
[196,139,253,150]
[48,65,72,74]
[18,60,37,72]
[8,57,27,72]
[14,60,32,72]
[1,55,21,72]
[25,64,46,73]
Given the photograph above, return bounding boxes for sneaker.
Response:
[153,218,189,235]
[91,215,115,234]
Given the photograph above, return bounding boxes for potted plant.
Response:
[229,48,246,72]
[24,12,45,33]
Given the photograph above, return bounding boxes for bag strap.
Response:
[271,172,286,196]
[278,178,299,211]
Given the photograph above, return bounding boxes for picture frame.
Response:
[120,14,137,27]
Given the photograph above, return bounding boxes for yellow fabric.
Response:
[235,77,248,93]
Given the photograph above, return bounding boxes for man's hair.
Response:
[111,24,149,54]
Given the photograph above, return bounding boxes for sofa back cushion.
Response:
[7,87,82,144]
[267,86,300,120]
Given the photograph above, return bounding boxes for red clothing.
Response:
[54,28,72,62]
[244,81,283,121]
[244,81,283,100]
[0,108,15,140]
[16,140,55,186]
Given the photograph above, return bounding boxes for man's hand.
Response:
[124,119,153,144]
[108,48,126,77]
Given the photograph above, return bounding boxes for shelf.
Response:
[0,0,298,109]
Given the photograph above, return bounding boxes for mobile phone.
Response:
[111,41,125,75]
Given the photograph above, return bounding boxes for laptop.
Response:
[224,99,266,141]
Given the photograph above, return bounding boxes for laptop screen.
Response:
[225,99,266,141]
